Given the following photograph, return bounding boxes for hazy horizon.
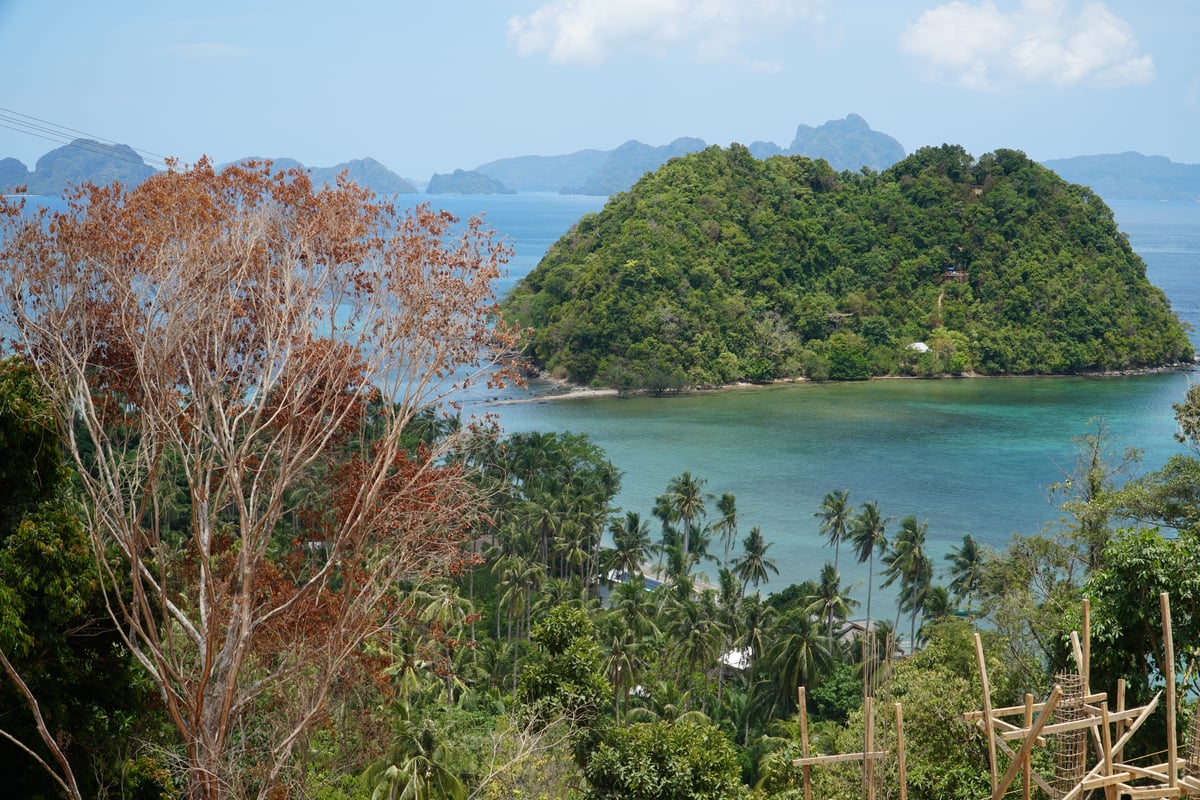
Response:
[1,1,1196,179]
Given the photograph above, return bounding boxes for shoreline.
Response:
[486,362,1196,406]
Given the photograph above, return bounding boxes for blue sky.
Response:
[1,0,1196,180]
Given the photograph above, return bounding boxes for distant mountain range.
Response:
[1042,152,1200,202]
[0,142,157,197]
[475,114,906,194]
[3,117,1199,203]
[0,144,419,197]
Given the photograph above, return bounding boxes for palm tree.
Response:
[626,679,709,725]
[715,568,746,707]
[606,511,652,580]
[531,576,589,622]
[609,574,661,640]
[918,585,953,645]
[713,492,739,568]
[804,562,859,646]
[849,501,889,644]
[763,610,834,716]
[552,518,590,582]
[663,595,723,700]
[601,619,644,722]
[734,526,779,592]
[496,554,545,641]
[736,595,776,743]
[945,533,985,610]
[814,489,854,573]
[364,702,467,800]
[657,472,708,567]
[881,515,933,647]
[414,582,475,704]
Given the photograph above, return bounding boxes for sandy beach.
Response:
[485,359,1196,407]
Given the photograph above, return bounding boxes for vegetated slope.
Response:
[502,144,1193,389]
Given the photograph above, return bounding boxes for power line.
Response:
[0,107,169,171]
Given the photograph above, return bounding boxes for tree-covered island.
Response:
[6,157,1200,800]
[502,144,1193,391]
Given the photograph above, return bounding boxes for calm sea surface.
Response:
[17,190,1195,615]
[419,193,1200,616]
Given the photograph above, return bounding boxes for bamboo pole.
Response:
[1083,598,1091,696]
[792,753,888,767]
[1100,700,1116,800]
[865,696,875,800]
[798,686,811,800]
[964,693,1106,720]
[1162,592,1178,791]
[793,752,887,767]
[975,632,999,797]
[1071,630,1085,676]
[895,702,907,800]
[1072,622,1105,767]
[1023,693,1033,800]
[1115,679,1127,763]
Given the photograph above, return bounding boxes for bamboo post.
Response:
[865,696,875,800]
[1069,625,1106,774]
[1070,630,1085,676]
[1082,598,1091,696]
[1162,592,1178,791]
[975,632,999,796]
[1115,679,1127,763]
[1100,701,1116,800]
[1023,693,1034,800]
[895,702,907,800]
[798,686,811,800]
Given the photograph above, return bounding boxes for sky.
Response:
[1,0,1197,180]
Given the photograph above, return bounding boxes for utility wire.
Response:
[0,107,169,171]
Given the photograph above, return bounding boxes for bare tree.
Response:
[0,160,517,799]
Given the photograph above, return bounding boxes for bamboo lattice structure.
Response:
[967,594,1195,800]
[1054,670,1088,798]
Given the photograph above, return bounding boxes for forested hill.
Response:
[502,144,1193,389]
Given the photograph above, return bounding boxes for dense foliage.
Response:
[10,358,1200,799]
[503,144,1191,389]
[584,719,742,800]
[9,162,1200,800]
[0,160,514,800]
[0,357,170,799]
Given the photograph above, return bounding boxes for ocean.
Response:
[419,192,1200,617]
[17,188,1200,619]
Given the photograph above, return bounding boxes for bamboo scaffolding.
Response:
[969,594,1188,800]
[792,693,905,800]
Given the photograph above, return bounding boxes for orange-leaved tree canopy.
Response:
[0,158,517,800]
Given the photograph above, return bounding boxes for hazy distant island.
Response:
[4,116,1200,202]
[0,141,418,196]
[474,114,906,194]
[502,144,1193,392]
[0,141,156,196]
[427,168,515,195]
[1044,151,1200,202]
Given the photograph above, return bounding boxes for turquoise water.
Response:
[426,195,1200,616]
[490,372,1191,566]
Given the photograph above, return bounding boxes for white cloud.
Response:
[901,0,1154,90]
[508,0,824,66]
